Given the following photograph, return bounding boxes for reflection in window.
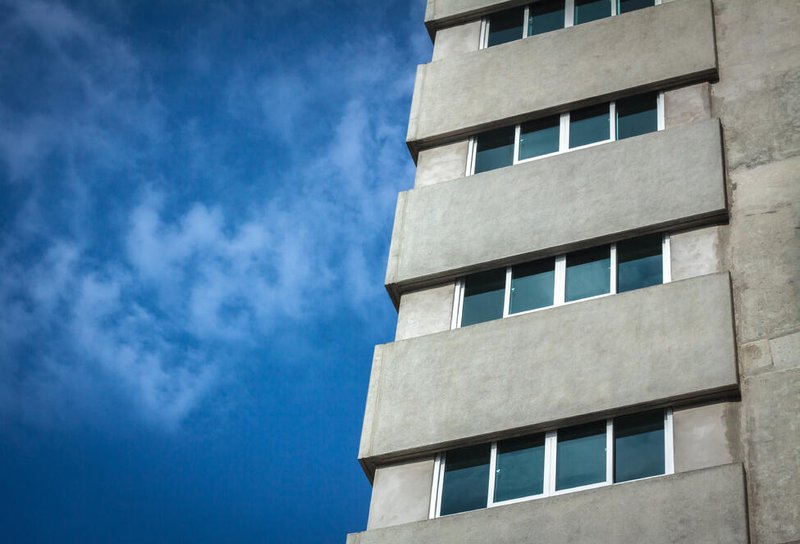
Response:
[617,92,658,140]
[618,0,655,14]
[614,410,665,482]
[474,127,515,174]
[556,421,607,490]
[461,269,506,326]
[569,103,610,148]
[510,258,555,314]
[574,0,611,25]
[487,7,525,47]
[566,245,610,302]
[529,0,566,36]
[519,115,560,161]
[495,434,546,502]
[617,234,662,293]
[440,445,491,515]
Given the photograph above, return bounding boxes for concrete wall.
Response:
[673,401,741,473]
[349,464,748,544]
[414,141,469,189]
[670,226,726,282]
[388,119,726,298]
[408,0,717,153]
[664,82,712,128]
[367,458,435,530]
[395,284,454,341]
[361,273,737,465]
[431,20,481,62]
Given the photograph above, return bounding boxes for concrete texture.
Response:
[425,0,525,36]
[673,401,741,473]
[395,284,454,341]
[388,120,727,298]
[431,20,481,62]
[664,83,712,128]
[349,464,748,544]
[414,140,469,188]
[367,458,435,530]
[670,226,725,282]
[361,273,737,464]
[408,0,717,154]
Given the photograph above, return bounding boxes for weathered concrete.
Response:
[395,284,454,341]
[670,226,726,282]
[673,401,741,473]
[362,274,737,465]
[664,82,712,128]
[349,464,748,544]
[431,20,481,62]
[408,0,717,154]
[367,458,435,530]
[388,120,727,299]
[414,140,469,188]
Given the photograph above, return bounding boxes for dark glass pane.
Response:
[474,127,515,174]
[574,0,611,24]
[618,0,655,14]
[617,92,658,140]
[556,421,607,490]
[569,103,610,148]
[440,445,491,515]
[529,0,566,36]
[519,115,560,160]
[461,269,506,326]
[617,234,662,293]
[510,258,555,314]
[495,434,546,502]
[566,246,610,302]
[487,7,525,47]
[614,410,665,483]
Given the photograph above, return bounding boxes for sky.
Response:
[0,0,430,542]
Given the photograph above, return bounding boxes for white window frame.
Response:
[468,92,664,175]
[454,234,670,329]
[431,409,674,518]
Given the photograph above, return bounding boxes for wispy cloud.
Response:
[0,0,425,430]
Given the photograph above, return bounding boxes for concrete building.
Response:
[348,0,799,542]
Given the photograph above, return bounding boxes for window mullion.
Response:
[611,0,618,17]
[609,100,617,141]
[657,91,665,131]
[560,113,570,152]
[565,0,575,26]
[522,5,530,38]
[431,454,444,518]
[544,430,558,496]
[487,442,498,506]
[606,419,614,485]
[479,17,489,49]
[513,124,521,165]
[662,234,672,283]
[503,267,512,317]
[452,279,464,329]
[664,409,675,474]
[554,255,566,305]
[610,243,618,295]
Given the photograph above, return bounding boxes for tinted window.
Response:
[494,434,546,502]
[510,258,555,314]
[614,410,665,482]
[618,0,655,14]
[487,7,525,47]
[574,0,611,24]
[440,445,490,515]
[519,115,560,160]
[474,127,515,174]
[617,234,662,293]
[529,0,566,36]
[461,269,505,326]
[566,245,610,302]
[617,92,658,140]
[569,103,610,148]
[556,421,607,490]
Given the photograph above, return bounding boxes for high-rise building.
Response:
[348,0,799,542]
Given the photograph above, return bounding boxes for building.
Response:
[348,0,799,542]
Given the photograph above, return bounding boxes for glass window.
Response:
[565,245,610,302]
[529,0,566,36]
[618,0,655,14]
[440,444,490,515]
[569,103,610,148]
[614,410,665,483]
[494,434,546,502]
[474,127,515,174]
[518,115,560,161]
[555,421,607,491]
[617,92,658,140]
[487,7,525,47]
[574,0,611,24]
[617,234,663,293]
[510,258,555,314]
[461,269,505,326]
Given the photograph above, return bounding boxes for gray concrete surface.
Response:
[361,273,737,464]
[348,463,748,544]
[673,401,741,473]
[664,82,712,128]
[395,284,454,341]
[388,120,726,299]
[431,20,481,62]
[414,140,469,189]
[425,0,525,36]
[408,0,717,154]
[670,226,726,282]
[367,458,435,530]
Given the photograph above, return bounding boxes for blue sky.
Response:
[0,0,429,541]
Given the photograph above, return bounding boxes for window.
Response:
[467,92,663,175]
[456,234,670,328]
[433,409,673,516]
[481,0,659,48]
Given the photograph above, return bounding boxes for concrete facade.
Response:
[350,0,800,542]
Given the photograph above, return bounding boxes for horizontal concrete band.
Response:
[387,119,726,302]
[360,273,737,466]
[409,0,717,154]
[347,463,748,544]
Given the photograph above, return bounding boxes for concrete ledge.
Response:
[347,463,748,544]
[410,0,717,155]
[388,119,727,303]
[361,273,737,466]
